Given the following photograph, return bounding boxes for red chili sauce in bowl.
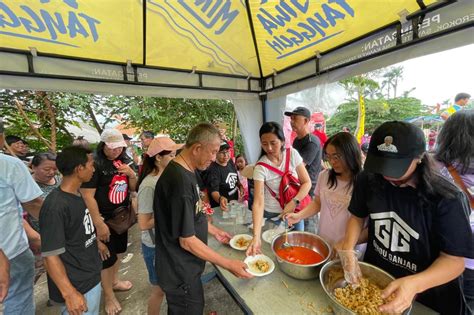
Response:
[276,246,325,265]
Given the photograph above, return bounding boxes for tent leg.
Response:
[260,94,267,123]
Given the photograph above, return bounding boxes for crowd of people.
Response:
[0,94,472,315]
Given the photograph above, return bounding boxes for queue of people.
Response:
[0,106,473,315]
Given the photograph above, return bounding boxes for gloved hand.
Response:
[337,249,362,287]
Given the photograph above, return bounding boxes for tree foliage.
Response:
[125,97,243,152]
[0,90,77,152]
[327,66,427,137]
[1,90,243,154]
[327,97,428,136]
[381,66,404,98]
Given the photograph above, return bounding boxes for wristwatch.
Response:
[293,198,300,206]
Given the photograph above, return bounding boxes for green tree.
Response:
[339,75,379,140]
[126,97,244,153]
[381,66,404,98]
[326,97,428,136]
[0,90,79,152]
[0,90,243,155]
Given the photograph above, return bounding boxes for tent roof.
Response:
[0,0,473,95]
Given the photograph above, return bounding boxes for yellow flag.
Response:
[356,94,365,144]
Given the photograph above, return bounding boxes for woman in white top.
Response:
[286,132,367,250]
[137,137,182,315]
[246,122,311,256]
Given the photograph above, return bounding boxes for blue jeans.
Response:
[60,283,101,315]
[3,249,35,315]
[142,243,158,286]
[264,210,304,231]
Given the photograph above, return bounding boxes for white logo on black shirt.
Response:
[226,172,238,196]
[370,211,420,272]
[226,172,238,189]
[84,209,96,248]
[370,211,419,252]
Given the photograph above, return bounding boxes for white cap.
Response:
[100,129,127,149]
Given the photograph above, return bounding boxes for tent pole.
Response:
[260,94,267,123]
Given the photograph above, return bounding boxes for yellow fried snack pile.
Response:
[252,260,270,273]
[334,278,395,315]
[236,237,250,248]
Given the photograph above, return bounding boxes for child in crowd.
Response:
[235,154,248,204]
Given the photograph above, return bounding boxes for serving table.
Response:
[207,208,436,315]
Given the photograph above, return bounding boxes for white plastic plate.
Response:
[244,254,275,277]
[229,234,253,251]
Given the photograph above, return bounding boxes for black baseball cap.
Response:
[364,121,425,178]
[284,107,311,119]
[219,141,230,152]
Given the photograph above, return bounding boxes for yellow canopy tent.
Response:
[0,0,473,160]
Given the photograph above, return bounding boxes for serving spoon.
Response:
[281,219,293,250]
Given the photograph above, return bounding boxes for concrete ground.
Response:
[34,225,243,315]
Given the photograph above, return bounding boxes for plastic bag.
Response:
[337,249,362,287]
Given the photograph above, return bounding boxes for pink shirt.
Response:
[315,170,353,246]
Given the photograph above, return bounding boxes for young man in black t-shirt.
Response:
[154,123,252,314]
[40,146,102,315]
[206,141,242,209]
[342,121,474,315]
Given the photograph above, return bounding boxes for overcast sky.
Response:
[395,44,473,106]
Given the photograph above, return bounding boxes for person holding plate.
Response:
[153,123,252,314]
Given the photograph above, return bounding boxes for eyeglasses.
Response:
[324,153,342,162]
[218,151,230,155]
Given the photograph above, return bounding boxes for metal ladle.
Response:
[281,219,293,250]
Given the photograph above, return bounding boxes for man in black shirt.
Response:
[285,107,322,232]
[40,146,102,315]
[154,123,252,314]
[206,141,242,210]
[285,107,322,196]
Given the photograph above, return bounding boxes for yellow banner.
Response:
[356,94,365,144]
[250,0,436,76]
[146,0,260,76]
[0,0,143,63]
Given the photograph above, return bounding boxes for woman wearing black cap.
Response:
[341,121,473,315]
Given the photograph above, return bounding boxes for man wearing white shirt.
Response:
[0,119,43,315]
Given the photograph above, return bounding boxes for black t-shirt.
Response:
[349,171,474,315]
[205,160,239,207]
[293,133,322,196]
[40,188,101,303]
[81,154,132,217]
[153,160,208,290]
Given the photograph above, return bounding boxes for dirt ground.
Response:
[34,225,243,315]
